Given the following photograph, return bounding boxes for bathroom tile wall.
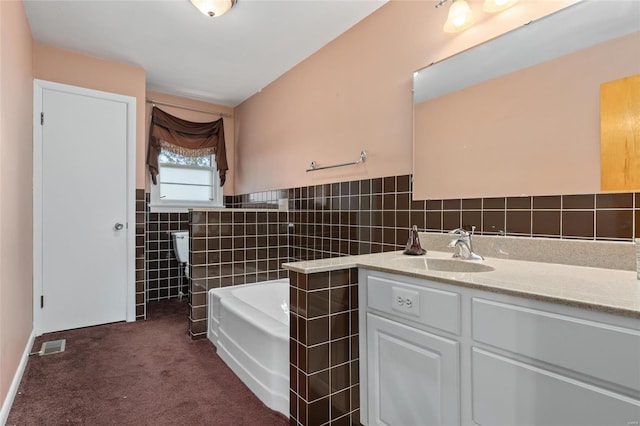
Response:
[188,209,290,339]
[289,176,414,260]
[135,189,146,320]
[225,190,288,209]
[233,176,638,262]
[289,268,360,426]
[231,174,639,425]
[145,208,189,302]
[136,175,640,424]
[420,192,638,241]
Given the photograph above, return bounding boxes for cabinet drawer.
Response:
[472,348,640,426]
[472,298,640,392]
[367,275,460,335]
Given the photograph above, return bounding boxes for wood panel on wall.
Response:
[600,73,640,191]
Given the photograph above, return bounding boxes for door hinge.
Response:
[40,295,44,308]
[40,112,44,125]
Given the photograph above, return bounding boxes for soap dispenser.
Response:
[403,225,426,255]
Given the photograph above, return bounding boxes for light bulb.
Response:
[443,0,476,33]
[483,0,519,13]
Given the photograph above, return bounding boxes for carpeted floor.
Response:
[7,300,288,426]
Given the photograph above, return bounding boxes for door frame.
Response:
[33,79,137,336]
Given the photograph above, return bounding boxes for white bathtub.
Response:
[208,279,289,416]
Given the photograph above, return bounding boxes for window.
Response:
[150,149,223,211]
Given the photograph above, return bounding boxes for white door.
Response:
[35,81,135,334]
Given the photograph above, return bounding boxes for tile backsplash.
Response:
[230,175,638,265]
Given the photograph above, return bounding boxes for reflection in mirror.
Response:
[412,0,640,200]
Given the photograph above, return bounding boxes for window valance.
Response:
[147,106,228,186]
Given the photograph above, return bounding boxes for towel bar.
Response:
[306,151,367,172]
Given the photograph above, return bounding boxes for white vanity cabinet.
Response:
[359,269,640,426]
[361,273,462,426]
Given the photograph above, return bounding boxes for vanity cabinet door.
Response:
[366,313,460,426]
[472,298,640,392]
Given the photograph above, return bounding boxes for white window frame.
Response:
[149,152,224,213]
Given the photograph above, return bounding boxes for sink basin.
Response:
[392,257,495,273]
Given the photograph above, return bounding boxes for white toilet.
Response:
[171,231,190,299]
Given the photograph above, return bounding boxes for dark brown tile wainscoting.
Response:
[229,176,639,266]
[135,189,146,320]
[136,175,639,425]
[289,268,360,426]
[145,211,189,301]
[226,176,638,425]
[188,209,290,339]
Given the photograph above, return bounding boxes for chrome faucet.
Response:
[448,226,484,261]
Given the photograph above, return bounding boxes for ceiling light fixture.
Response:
[190,0,236,17]
[443,0,476,33]
[437,0,517,33]
[483,0,519,13]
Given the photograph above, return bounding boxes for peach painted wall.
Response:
[145,91,235,195]
[234,0,577,194]
[33,43,147,188]
[414,32,640,199]
[0,0,33,408]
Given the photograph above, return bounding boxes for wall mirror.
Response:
[412,0,640,200]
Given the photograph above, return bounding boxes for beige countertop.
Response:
[283,250,640,318]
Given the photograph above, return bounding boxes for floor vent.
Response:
[39,339,66,356]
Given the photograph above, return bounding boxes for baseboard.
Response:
[0,329,35,426]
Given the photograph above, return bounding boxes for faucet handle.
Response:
[404,224,426,255]
[449,228,469,237]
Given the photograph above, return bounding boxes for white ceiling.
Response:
[24,0,387,107]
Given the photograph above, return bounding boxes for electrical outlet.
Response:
[391,287,420,317]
